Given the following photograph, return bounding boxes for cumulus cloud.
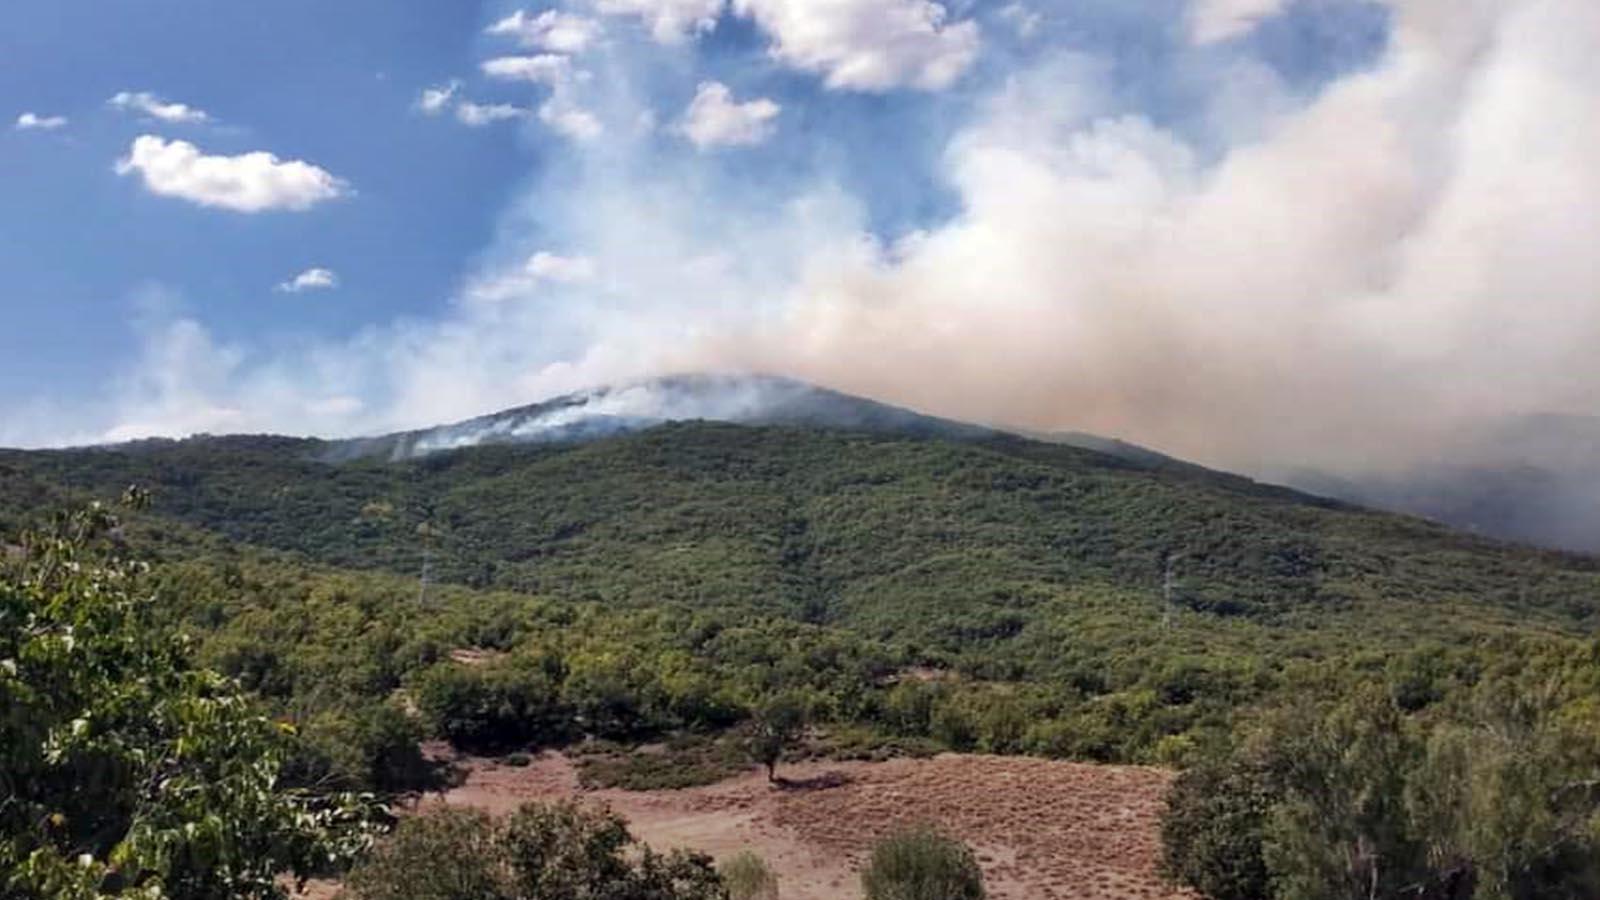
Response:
[115,136,349,213]
[15,112,67,131]
[527,251,599,283]
[488,9,604,53]
[415,80,461,115]
[592,0,725,43]
[482,54,575,86]
[276,268,339,293]
[1190,0,1286,43]
[457,101,530,126]
[678,81,780,148]
[108,91,211,124]
[1000,4,1043,39]
[469,252,600,304]
[732,0,980,91]
[586,0,978,89]
[541,97,605,139]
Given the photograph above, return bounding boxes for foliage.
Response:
[343,801,728,900]
[746,693,807,781]
[1162,671,1600,900]
[574,734,750,790]
[9,422,1600,898]
[413,657,568,753]
[861,825,986,900]
[0,497,382,900]
[720,850,780,900]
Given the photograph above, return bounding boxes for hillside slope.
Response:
[5,419,1597,653]
[6,407,1600,771]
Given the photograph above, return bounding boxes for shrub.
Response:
[861,826,985,900]
[721,850,780,900]
[345,801,727,900]
[414,660,568,752]
[1160,759,1273,900]
[343,807,505,900]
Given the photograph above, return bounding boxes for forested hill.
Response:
[6,406,1600,804]
[4,418,1597,654]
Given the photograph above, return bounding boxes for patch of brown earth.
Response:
[425,752,1193,900]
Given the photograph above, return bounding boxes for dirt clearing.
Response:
[425,752,1194,899]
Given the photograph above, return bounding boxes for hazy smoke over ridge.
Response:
[22,0,1599,489]
[685,0,1600,472]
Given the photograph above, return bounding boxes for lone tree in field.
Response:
[862,825,986,900]
[746,693,807,782]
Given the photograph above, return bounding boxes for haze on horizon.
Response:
[3,0,1597,482]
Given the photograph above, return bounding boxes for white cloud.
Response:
[457,101,531,127]
[488,9,603,53]
[108,91,211,124]
[465,252,598,305]
[587,0,978,89]
[481,55,598,140]
[592,0,725,43]
[15,112,67,131]
[679,81,781,149]
[115,136,349,213]
[276,268,339,293]
[539,93,604,140]
[415,80,460,115]
[527,251,598,283]
[481,54,574,86]
[1000,4,1043,39]
[1189,0,1285,44]
[731,0,979,91]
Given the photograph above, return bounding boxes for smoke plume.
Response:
[16,0,1599,495]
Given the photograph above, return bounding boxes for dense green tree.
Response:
[1163,679,1600,900]
[1161,757,1274,900]
[0,498,381,899]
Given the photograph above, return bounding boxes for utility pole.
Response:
[417,521,436,608]
[1163,551,1185,630]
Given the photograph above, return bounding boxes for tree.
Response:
[1161,682,1600,900]
[721,850,780,900]
[745,694,807,782]
[0,496,382,899]
[861,826,985,900]
[344,800,728,900]
[1161,758,1274,900]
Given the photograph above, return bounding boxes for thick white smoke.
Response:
[22,0,1599,490]
[687,0,1600,471]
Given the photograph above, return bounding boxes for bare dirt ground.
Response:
[417,752,1194,900]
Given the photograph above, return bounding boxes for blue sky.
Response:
[7,0,1590,472]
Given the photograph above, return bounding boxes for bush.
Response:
[414,660,568,752]
[1160,759,1273,900]
[861,826,985,900]
[721,850,780,900]
[343,807,505,900]
[345,801,727,900]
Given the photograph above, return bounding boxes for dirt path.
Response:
[424,752,1194,900]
